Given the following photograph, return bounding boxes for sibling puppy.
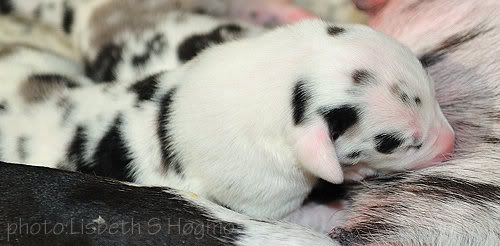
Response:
[2,0,263,82]
[0,20,454,220]
[0,162,337,245]
[1,0,311,83]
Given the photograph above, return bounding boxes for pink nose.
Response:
[431,126,455,162]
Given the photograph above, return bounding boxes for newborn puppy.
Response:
[0,20,454,220]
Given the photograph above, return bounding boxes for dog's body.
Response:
[0,17,452,221]
[0,162,338,245]
[4,1,494,245]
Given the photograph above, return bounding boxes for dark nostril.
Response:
[375,133,403,154]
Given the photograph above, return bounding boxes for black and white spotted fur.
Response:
[322,1,500,245]
[2,0,262,83]
[0,17,451,221]
[0,0,468,244]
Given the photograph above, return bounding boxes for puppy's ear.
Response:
[295,120,343,184]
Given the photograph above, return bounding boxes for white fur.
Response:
[0,18,450,221]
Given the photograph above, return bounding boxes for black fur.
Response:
[375,133,403,154]
[62,5,74,34]
[178,24,243,63]
[327,26,345,36]
[482,136,500,144]
[408,175,500,204]
[67,126,88,168]
[419,27,492,67]
[157,88,183,175]
[132,34,167,67]
[306,179,349,204]
[291,81,311,125]
[0,0,13,14]
[320,105,359,140]
[29,74,79,88]
[85,43,123,82]
[0,101,7,112]
[78,116,135,182]
[414,97,422,106]
[0,162,245,245]
[351,69,373,84]
[346,151,361,159]
[128,72,163,102]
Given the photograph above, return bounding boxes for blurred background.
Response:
[0,0,367,61]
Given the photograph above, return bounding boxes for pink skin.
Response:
[229,0,316,26]
[413,125,455,169]
[352,0,389,26]
[295,121,343,184]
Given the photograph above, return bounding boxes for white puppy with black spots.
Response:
[0,19,454,220]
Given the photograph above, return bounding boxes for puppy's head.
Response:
[291,21,454,183]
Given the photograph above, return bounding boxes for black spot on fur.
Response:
[85,43,123,82]
[482,136,500,144]
[0,100,7,112]
[78,116,135,182]
[62,5,74,33]
[128,72,162,102]
[400,92,410,103]
[291,81,311,125]
[29,74,79,88]
[132,34,167,67]
[352,69,374,84]
[178,24,243,62]
[375,133,403,154]
[17,136,28,161]
[0,0,13,14]
[306,179,349,204]
[390,84,416,106]
[158,88,183,175]
[414,97,422,106]
[419,27,493,67]
[320,105,359,140]
[67,126,87,168]
[347,151,361,159]
[0,162,245,245]
[327,26,345,36]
